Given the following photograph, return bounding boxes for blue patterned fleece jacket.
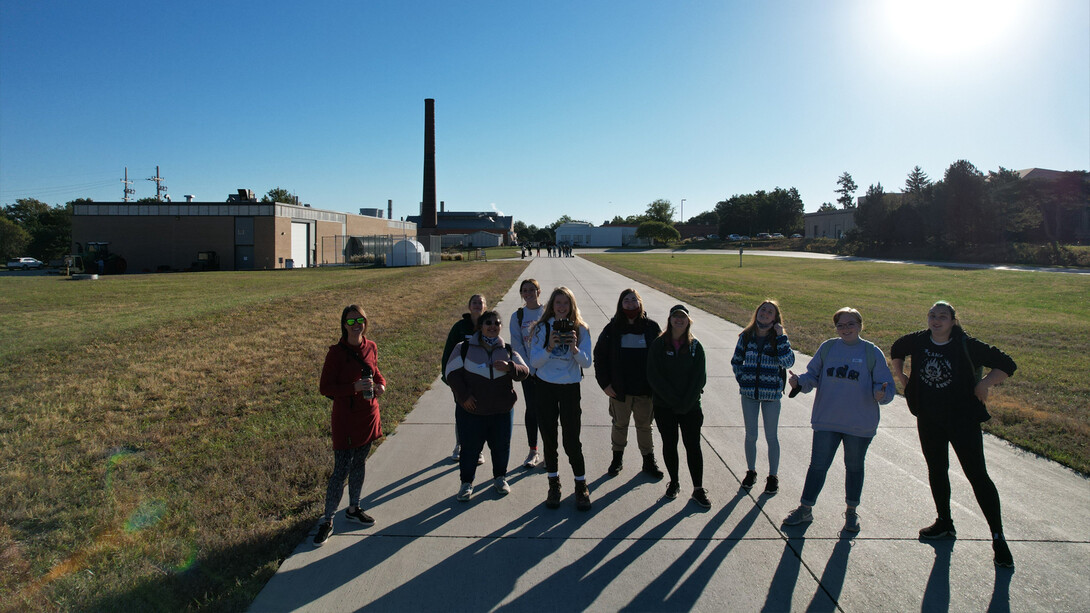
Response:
[731,332,795,401]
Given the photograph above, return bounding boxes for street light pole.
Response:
[680,198,686,224]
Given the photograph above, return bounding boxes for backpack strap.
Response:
[517,307,525,328]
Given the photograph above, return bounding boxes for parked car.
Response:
[7,257,43,270]
[756,233,771,239]
[706,234,719,240]
[790,233,802,238]
[727,234,743,241]
[771,233,785,239]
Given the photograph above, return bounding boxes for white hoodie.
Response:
[529,317,592,384]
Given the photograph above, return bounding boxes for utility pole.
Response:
[121,167,135,202]
[146,166,168,202]
[681,198,686,224]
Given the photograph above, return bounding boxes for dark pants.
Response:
[654,408,704,487]
[537,381,585,476]
[323,441,373,522]
[456,405,513,483]
[917,415,1004,534]
[521,376,541,448]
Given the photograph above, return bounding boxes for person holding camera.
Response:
[594,288,664,479]
[445,310,530,501]
[314,305,386,547]
[530,286,594,511]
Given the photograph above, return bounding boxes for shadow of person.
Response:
[986,564,1013,613]
[762,523,812,612]
[805,536,853,612]
[920,537,954,612]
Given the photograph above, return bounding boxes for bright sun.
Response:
[884,0,1023,58]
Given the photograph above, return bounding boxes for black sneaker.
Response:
[575,481,592,511]
[691,488,712,509]
[545,476,562,509]
[919,518,956,539]
[763,475,779,495]
[665,481,680,499]
[313,521,333,547]
[993,536,1014,568]
[346,507,375,525]
[741,470,757,490]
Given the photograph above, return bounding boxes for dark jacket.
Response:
[890,328,1017,422]
[445,333,530,415]
[441,313,476,384]
[646,335,707,414]
[593,315,661,400]
[320,340,385,450]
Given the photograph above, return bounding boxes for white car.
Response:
[7,257,44,270]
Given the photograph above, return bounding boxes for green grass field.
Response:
[584,253,1090,474]
[0,262,527,612]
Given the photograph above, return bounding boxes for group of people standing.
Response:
[314,286,1017,569]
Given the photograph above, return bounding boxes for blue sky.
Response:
[1,1,1087,228]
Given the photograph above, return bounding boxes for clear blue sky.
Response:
[2,1,1087,228]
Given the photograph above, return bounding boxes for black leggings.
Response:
[654,408,704,487]
[917,415,1003,534]
[537,381,585,476]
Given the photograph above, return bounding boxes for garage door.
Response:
[291,222,309,268]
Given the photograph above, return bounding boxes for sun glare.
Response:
[884,0,1023,58]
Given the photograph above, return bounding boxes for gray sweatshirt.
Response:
[795,337,896,438]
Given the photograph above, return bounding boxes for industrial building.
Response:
[70,192,416,272]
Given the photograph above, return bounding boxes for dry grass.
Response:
[0,261,526,612]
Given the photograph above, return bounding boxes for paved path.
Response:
[250,255,1090,612]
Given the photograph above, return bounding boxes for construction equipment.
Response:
[66,242,127,275]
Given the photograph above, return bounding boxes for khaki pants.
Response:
[609,394,655,454]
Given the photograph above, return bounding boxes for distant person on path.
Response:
[530,286,594,510]
[446,310,530,501]
[647,305,711,508]
[782,307,895,532]
[731,299,795,495]
[594,288,664,480]
[509,278,545,468]
[314,305,386,547]
[890,301,1018,568]
[442,294,488,465]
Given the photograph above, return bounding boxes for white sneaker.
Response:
[477,451,486,466]
[495,477,511,495]
[451,444,460,462]
[457,482,473,501]
[523,449,542,468]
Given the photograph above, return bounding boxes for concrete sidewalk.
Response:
[250,255,1090,612]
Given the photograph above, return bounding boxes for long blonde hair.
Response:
[534,286,587,334]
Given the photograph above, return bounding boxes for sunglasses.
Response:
[481,320,501,326]
[345,318,366,326]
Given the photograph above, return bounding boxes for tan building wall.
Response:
[73,215,235,272]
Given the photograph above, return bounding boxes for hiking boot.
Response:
[494,477,511,495]
[642,454,664,480]
[993,535,1014,568]
[575,480,592,511]
[345,507,375,525]
[691,487,712,509]
[763,475,779,495]
[843,509,861,532]
[782,505,813,526]
[523,449,542,468]
[607,451,624,476]
[665,481,680,499]
[741,470,757,490]
[313,521,333,547]
[457,482,473,501]
[545,476,562,509]
[451,444,460,462]
[919,518,956,539]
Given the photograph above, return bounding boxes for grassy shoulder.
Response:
[583,253,1090,474]
[0,261,527,612]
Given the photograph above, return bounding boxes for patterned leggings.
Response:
[323,442,373,523]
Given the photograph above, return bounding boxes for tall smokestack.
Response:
[421,98,438,229]
[388,199,393,220]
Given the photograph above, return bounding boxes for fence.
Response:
[320,234,442,266]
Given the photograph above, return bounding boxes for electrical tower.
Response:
[121,167,135,201]
[146,166,168,202]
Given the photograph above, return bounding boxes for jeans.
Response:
[917,415,1004,534]
[609,394,655,454]
[654,408,704,487]
[740,396,781,474]
[521,376,541,448]
[323,441,373,522]
[537,381,585,476]
[799,429,873,507]
[456,405,513,483]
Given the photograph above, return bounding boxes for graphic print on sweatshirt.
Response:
[920,345,954,390]
[825,359,864,382]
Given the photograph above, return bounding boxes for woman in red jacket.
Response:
[314,305,386,547]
